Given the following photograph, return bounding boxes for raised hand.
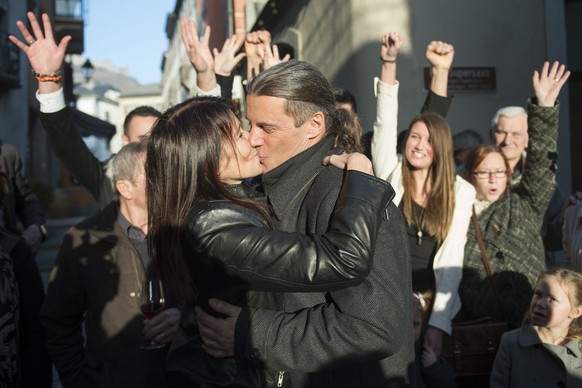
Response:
[245,30,271,80]
[379,32,403,85]
[425,41,455,72]
[181,18,213,74]
[259,43,291,71]
[9,12,70,92]
[213,34,246,76]
[380,32,403,62]
[425,40,455,97]
[533,61,570,107]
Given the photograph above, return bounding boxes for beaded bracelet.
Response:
[35,75,62,82]
[31,69,63,82]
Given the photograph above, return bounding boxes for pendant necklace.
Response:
[414,205,425,245]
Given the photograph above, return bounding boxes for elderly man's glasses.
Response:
[473,170,507,180]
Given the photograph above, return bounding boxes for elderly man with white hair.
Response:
[490,105,564,267]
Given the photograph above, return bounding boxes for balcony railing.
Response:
[0,31,20,89]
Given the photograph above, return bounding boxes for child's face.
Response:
[413,309,423,342]
[529,276,581,330]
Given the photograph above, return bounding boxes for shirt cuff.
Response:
[36,88,66,113]
[197,84,221,97]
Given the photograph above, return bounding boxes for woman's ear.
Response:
[570,306,582,319]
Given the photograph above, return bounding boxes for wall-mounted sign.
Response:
[424,67,496,92]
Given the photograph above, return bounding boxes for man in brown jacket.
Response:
[40,142,179,388]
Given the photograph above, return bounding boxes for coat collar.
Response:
[261,136,339,217]
[520,324,582,358]
[76,201,129,245]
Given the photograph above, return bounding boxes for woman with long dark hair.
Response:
[146,96,393,386]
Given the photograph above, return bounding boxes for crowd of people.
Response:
[3,9,582,388]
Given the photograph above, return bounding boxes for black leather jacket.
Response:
[184,170,394,310]
[169,171,394,387]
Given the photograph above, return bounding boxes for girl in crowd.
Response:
[146,96,393,386]
[459,61,569,328]
[412,291,457,387]
[490,268,582,387]
[371,32,475,355]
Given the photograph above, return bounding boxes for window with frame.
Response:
[55,0,83,19]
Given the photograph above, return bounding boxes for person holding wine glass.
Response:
[40,142,177,388]
[140,279,167,350]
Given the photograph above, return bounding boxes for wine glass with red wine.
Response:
[140,279,166,350]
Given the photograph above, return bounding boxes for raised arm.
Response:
[8,12,69,95]
[259,41,291,71]
[182,18,246,99]
[533,60,569,107]
[421,40,455,116]
[213,32,246,101]
[372,32,403,180]
[520,61,569,214]
[379,32,401,84]
[10,13,113,206]
[245,30,271,81]
[213,33,246,78]
[181,18,217,93]
[426,41,454,98]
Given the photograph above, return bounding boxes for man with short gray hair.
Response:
[490,106,529,174]
[41,142,179,388]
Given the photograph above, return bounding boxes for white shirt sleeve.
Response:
[36,88,66,113]
[196,84,221,97]
[371,79,399,181]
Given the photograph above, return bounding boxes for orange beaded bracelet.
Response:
[31,69,63,82]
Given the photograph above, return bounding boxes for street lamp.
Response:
[82,58,94,83]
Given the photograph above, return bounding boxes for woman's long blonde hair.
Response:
[401,112,456,242]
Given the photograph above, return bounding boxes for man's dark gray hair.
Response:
[123,106,162,136]
[106,141,147,190]
[247,60,337,132]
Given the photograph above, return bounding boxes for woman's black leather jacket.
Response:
[184,170,395,308]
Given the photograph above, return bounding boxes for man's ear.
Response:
[115,179,132,200]
[121,134,130,145]
[306,111,326,140]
